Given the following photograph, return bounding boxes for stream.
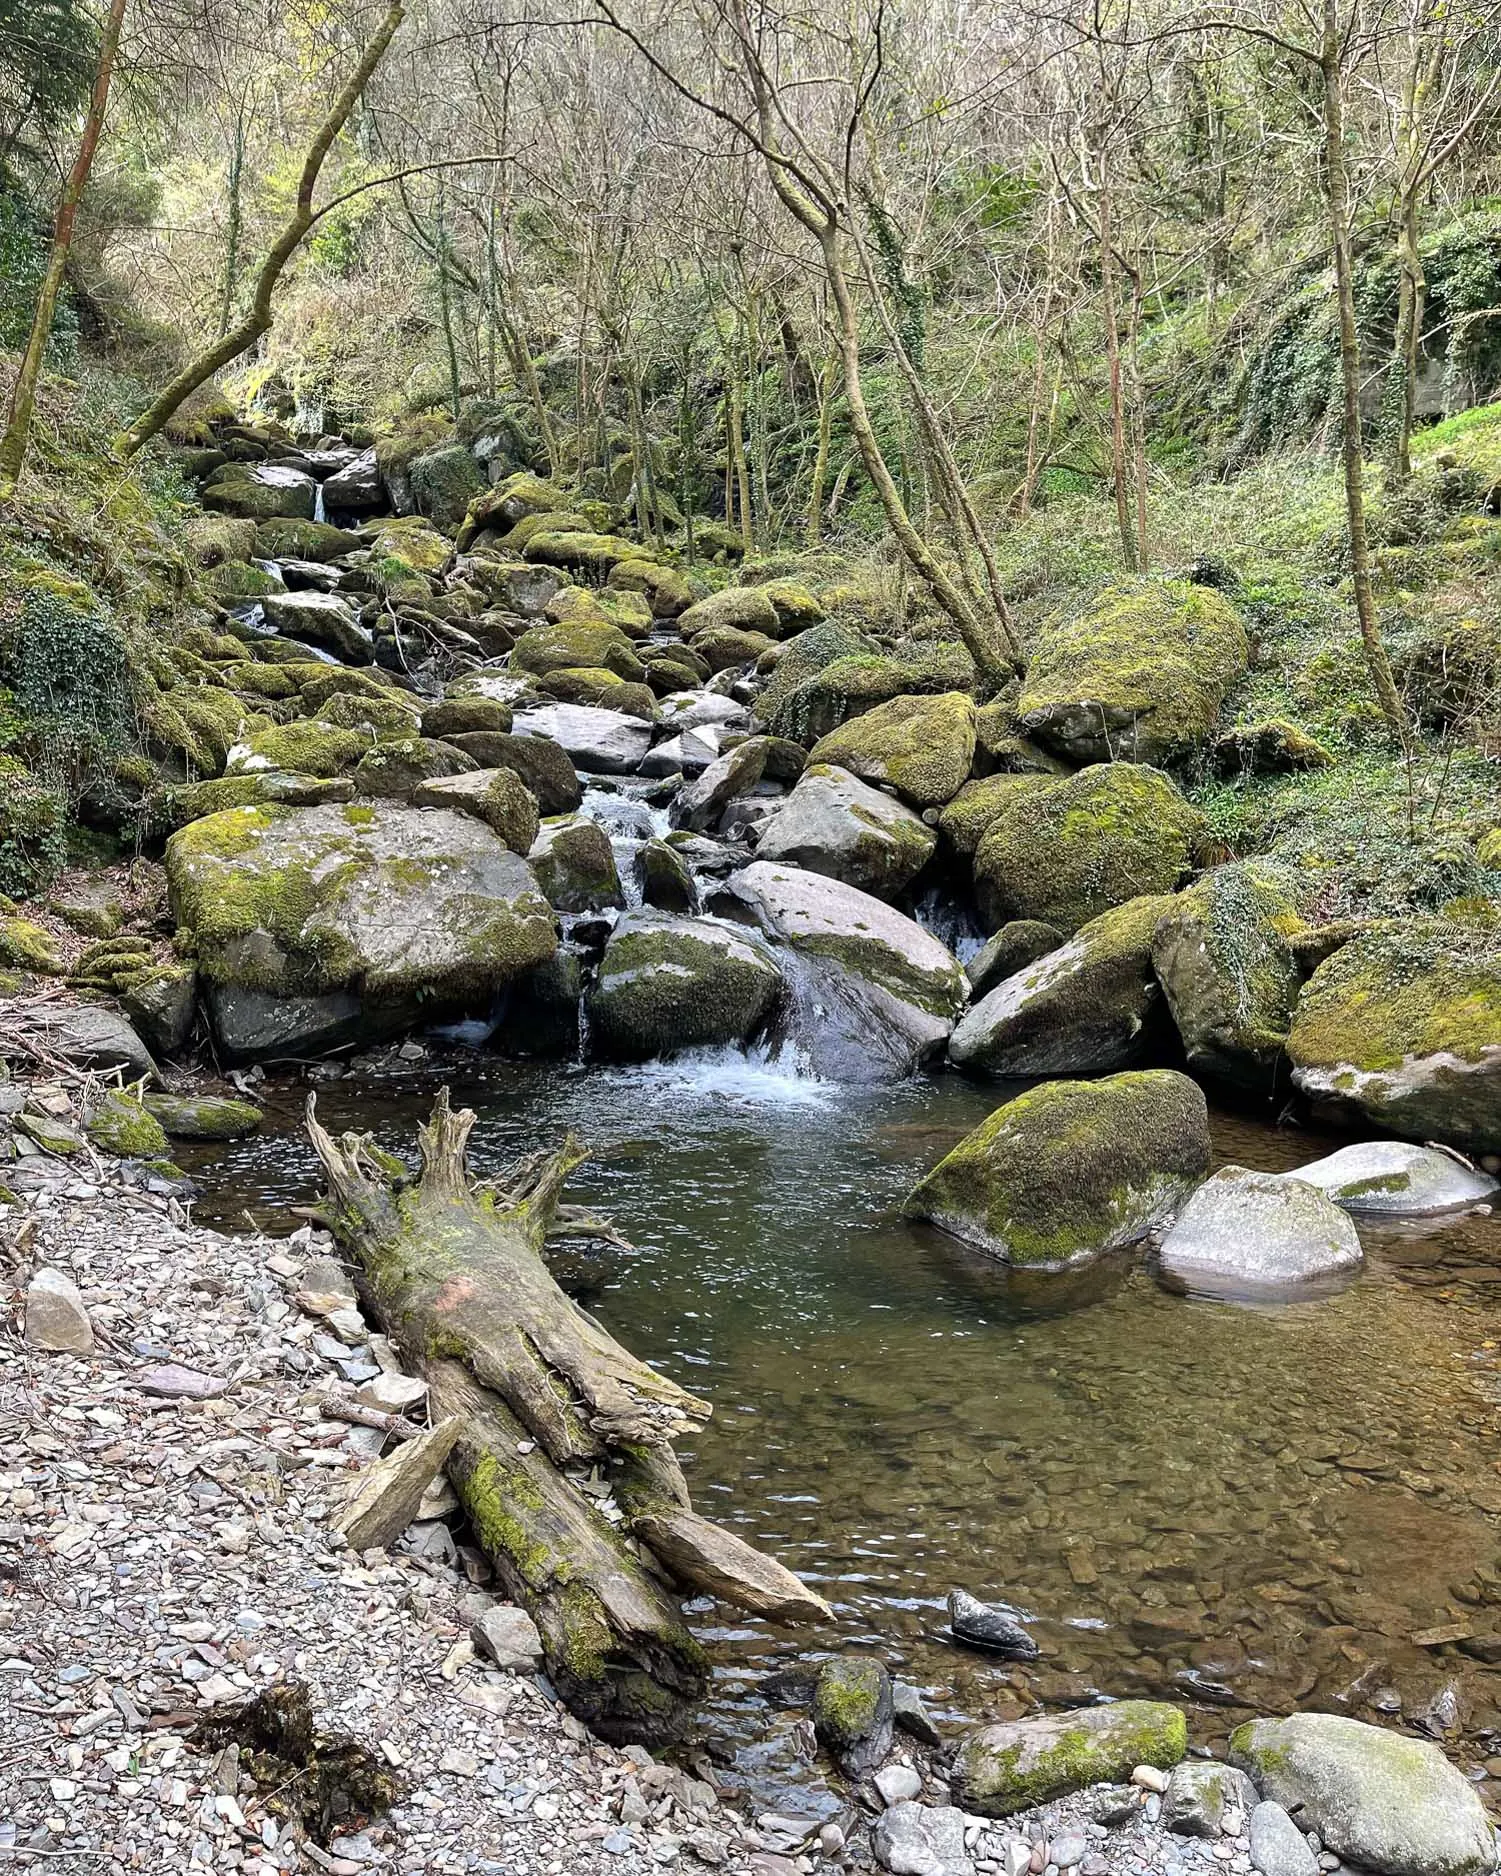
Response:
[178,1051,1501,1813]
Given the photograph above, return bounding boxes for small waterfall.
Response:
[911,885,985,963]
[312,481,327,525]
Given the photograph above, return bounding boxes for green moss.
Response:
[233,719,368,779]
[254,518,360,562]
[1288,921,1501,1072]
[810,691,977,807]
[86,1090,170,1159]
[0,916,62,973]
[510,620,644,682]
[940,775,1048,858]
[953,1702,1188,1817]
[314,692,420,737]
[811,1658,886,1750]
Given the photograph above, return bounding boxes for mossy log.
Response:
[306,1089,828,1742]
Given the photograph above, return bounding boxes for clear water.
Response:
[180,1053,1501,1807]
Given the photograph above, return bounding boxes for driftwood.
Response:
[306,1089,828,1744]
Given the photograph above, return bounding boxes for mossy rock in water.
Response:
[811,1657,893,1777]
[1151,865,1304,1095]
[1228,1713,1495,1876]
[443,732,581,815]
[966,920,1064,998]
[510,620,644,683]
[686,623,778,673]
[228,720,369,781]
[352,737,478,800]
[1287,920,1501,1153]
[254,518,360,563]
[528,814,623,912]
[971,762,1203,934]
[587,912,783,1060]
[143,1093,262,1141]
[952,1702,1187,1817]
[951,894,1176,1078]
[0,917,62,974]
[1210,718,1335,778]
[607,557,695,619]
[85,1090,169,1160]
[1018,578,1248,765]
[412,768,539,855]
[534,670,655,720]
[752,620,878,739]
[810,692,977,808]
[904,1070,1210,1267]
[202,463,316,522]
[754,763,935,902]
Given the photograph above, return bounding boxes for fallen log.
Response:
[306,1089,828,1744]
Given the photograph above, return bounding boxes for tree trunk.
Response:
[115,1,406,459]
[728,373,753,552]
[1096,167,1137,572]
[306,1092,827,1742]
[218,102,248,339]
[1320,4,1412,747]
[0,0,129,505]
[807,354,836,544]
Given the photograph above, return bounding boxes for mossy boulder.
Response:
[904,1071,1209,1268]
[973,698,1072,776]
[165,800,557,1059]
[407,443,486,530]
[535,668,656,719]
[759,579,825,632]
[352,737,478,800]
[1018,579,1248,764]
[1478,827,1501,868]
[938,774,1048,858]
[227,720,369,780]
[809,692,977,808]
[677,586,780,642]
[528,814,624,912]
[686,623,778,672]
[1229,1713,1494,1876]
[412,769,539,854]
[0,917,62,973]
[811,1657,893,1778]
[753,620,878,740]
[85,1091,170,1161]
[202,462,316,521]
[444,732,581,814]
[153,773,355,832]
[771,654,938,744]
[952,1701,1187,1817]
[522,530,636,575]
[971,762,1203,933]
[422,696,514,740]
[950,894,1176,1078]
[636,839,697,913]
[369,516,451,576]
[48,878,124,939]
[260,590,371,663]
[1152,866,1304,1095]
[510,620,645,683]
[608,558,695,619]
[315,691,423,738]
[254,518,361,562]
[142,1093,262,1141]
[1287,921,1501,1153]
[1211,719,1335,777]
[587,912,784,1060]
[205,559,284,601]
[121,963,198,1057]
[183,513,258,567]
[754,764,936,901]
[966,920,1065,998]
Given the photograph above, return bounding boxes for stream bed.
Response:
[179,1052,1501,1811]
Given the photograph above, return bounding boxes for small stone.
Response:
[1050,1833,1086,1870]
[817,1824,845,1857]
[1131,1765,1170,1793]
[471,1603,544,1671]
[1246,1805,1317,1876]
[875,1763,922,1806]
[439,1747,478,1776]
[1001,1842,1032,1876]
[326,1415,461,1550]
[603,1831,635,1855]
[893,1680,942,1747]
[24,1269,93,1353]
[354,1371,428,1415]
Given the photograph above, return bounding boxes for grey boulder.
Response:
[1162,1761,1258,1839]
[1156,1167,1363,1297]
[511,702,652,775]
[873,1804,976,1876]
[755,763,936,900]
[1248,1802,1318,1876]
[260,589,372,663]
[1280,1141,1498,1217]
[586,912,783,1060]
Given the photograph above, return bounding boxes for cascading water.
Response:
[312,480,327,525]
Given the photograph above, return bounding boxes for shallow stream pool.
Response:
[179,1052,1501,1810]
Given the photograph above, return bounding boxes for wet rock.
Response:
[809,692,977,809]
[730,861,967,1082]
[203,461,317,520]
[322,446,382,511]
[1287,921,1501,1156]
[641,727,721,778]
[1151,866,1302,1094]
[1280,1141,1498,1217]
[1230,1713,1495,1876]
[947,1588,1038,1659]
[1157,1167,1362,1298]
[965,921,1064,999]
[812,1656,893,1777]
[528,814,624,912]
[510,703,652,775]
[167,801,556,1060]
[327,1416,462,1552]
[952,1702,1187,1817]
[950,895,1174,1077]
[411,768,540,853]
[1248,1802,1318,1876]
[586,912,783,1060]
[447,730,582,814]
[470,1604,544,1672]
[971,763,1202,934]
[636,838,697,913]
[904,1070,1210,1268]
[260,590,371,663]
[892,1681,941,1747]
[754,764,936,900]
[121,962,198,1058]
[140,1093,260,1144]
[24,1268,94,1353]
[1017,579,1247,765]
[675,737,769,831]
[873,1802,976,1876]
[203,985,364,1061]
[1162,1762,1258,1839]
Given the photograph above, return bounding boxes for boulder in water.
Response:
[971,762,1202,933]
[260,589,371,664]
[754,763,934,899]
[811,1655,893,1777]
[947,1589,1037,1660]
[674,737,768,831]
[321,446,381,511]
[1288,922,1501,1155]
[586,912,783,1060]
[528,814,624,912]
[1278,1140,1498,1216]
[1230,1713,1495,1876]
[1156,1166,1362,1296]
[511,703,652,775]
[904,1070,1209,1268]
[950,894,1174,1077]
[965,920,1064,998]
[952,1702,1187,1817]
[203,461,317,521]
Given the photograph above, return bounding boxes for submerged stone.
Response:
[904,1070,1210,1268]
[1280,1140,1498,1216]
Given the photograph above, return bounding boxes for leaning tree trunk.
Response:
[307,1091,827,1744]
